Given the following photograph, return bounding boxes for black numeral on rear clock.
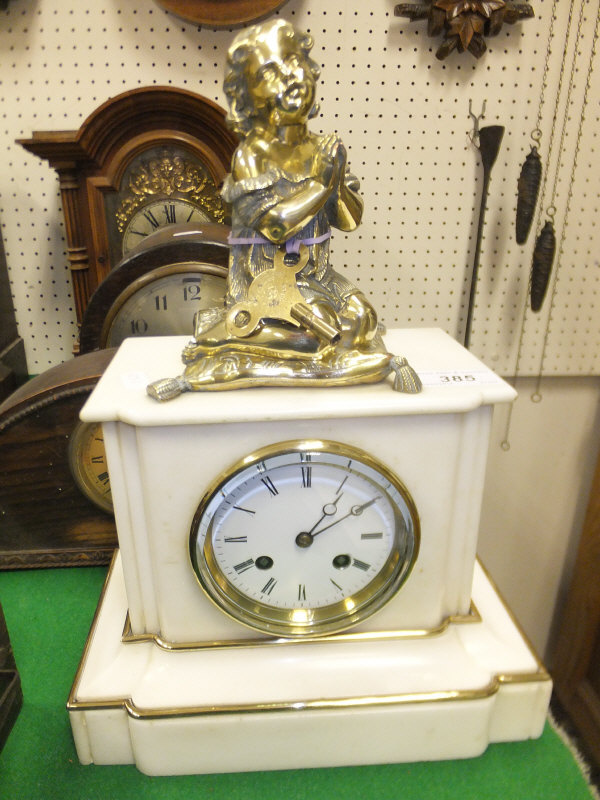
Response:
[164,203,177,223]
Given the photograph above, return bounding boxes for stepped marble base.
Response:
[68,551,551,776]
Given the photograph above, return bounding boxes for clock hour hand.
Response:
[295,494,343,548]
[295,496,379,548]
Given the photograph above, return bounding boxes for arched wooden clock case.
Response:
[17,87,237,336]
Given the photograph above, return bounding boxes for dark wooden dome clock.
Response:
[78,223,230,354]
[0,349,117,569]
[17,87,237,342]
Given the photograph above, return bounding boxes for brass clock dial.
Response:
[100,262,227,348]
[68,421,112,514]
[190,440,420,638]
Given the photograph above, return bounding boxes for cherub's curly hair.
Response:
[223,18,320,138]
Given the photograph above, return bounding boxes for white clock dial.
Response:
[190,441,419,637]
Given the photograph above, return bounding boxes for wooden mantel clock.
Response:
[17,87,237,334]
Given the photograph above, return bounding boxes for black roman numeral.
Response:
[164,203,177,223]
[261,476,278,496]
[233,558,255,574]
[300,452,312,487]
[143,209,160,229]
[262,577,277,595]
[233,505,255,516]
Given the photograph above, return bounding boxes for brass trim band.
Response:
[120,605,482,652]
[68,669,551,720]
[67,555,551,723]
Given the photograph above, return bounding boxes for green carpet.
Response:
[0,565,595,800]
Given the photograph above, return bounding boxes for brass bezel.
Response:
[100,261,228,348]
[189,439,420,638]
[68,420,113,514]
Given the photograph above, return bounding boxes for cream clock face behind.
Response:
[100,262,227,348]
[121,199,210,255]
[190,441,420,638]
[77,226,230,355]
[68,421,113,514]
[105,144,228,268]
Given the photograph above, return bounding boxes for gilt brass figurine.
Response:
[148,19,420,399]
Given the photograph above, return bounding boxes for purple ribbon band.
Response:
[227,230,331,254]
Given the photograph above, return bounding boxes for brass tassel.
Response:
[516,146,542,244]
[391,356,422,394]
[530,220,556,312]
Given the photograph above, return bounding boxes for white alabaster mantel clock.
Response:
[67,18,550,775]
[68,328,552,774]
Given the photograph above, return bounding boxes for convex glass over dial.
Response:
[190,441,420,637]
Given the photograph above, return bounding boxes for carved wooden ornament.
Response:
[395,1,534,59]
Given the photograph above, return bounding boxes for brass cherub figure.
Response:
[148,18,420,398]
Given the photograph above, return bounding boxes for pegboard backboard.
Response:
[0,0,598,376]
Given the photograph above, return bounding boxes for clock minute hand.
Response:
[311,496,380,538]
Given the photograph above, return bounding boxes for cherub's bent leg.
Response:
[337,291,379,349]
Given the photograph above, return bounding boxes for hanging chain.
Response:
[533,0,600,396]
[533,0,578,230]
[500,0,575,450]
[530,0,560,146]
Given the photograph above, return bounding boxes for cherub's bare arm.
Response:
[232,136,362,244]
